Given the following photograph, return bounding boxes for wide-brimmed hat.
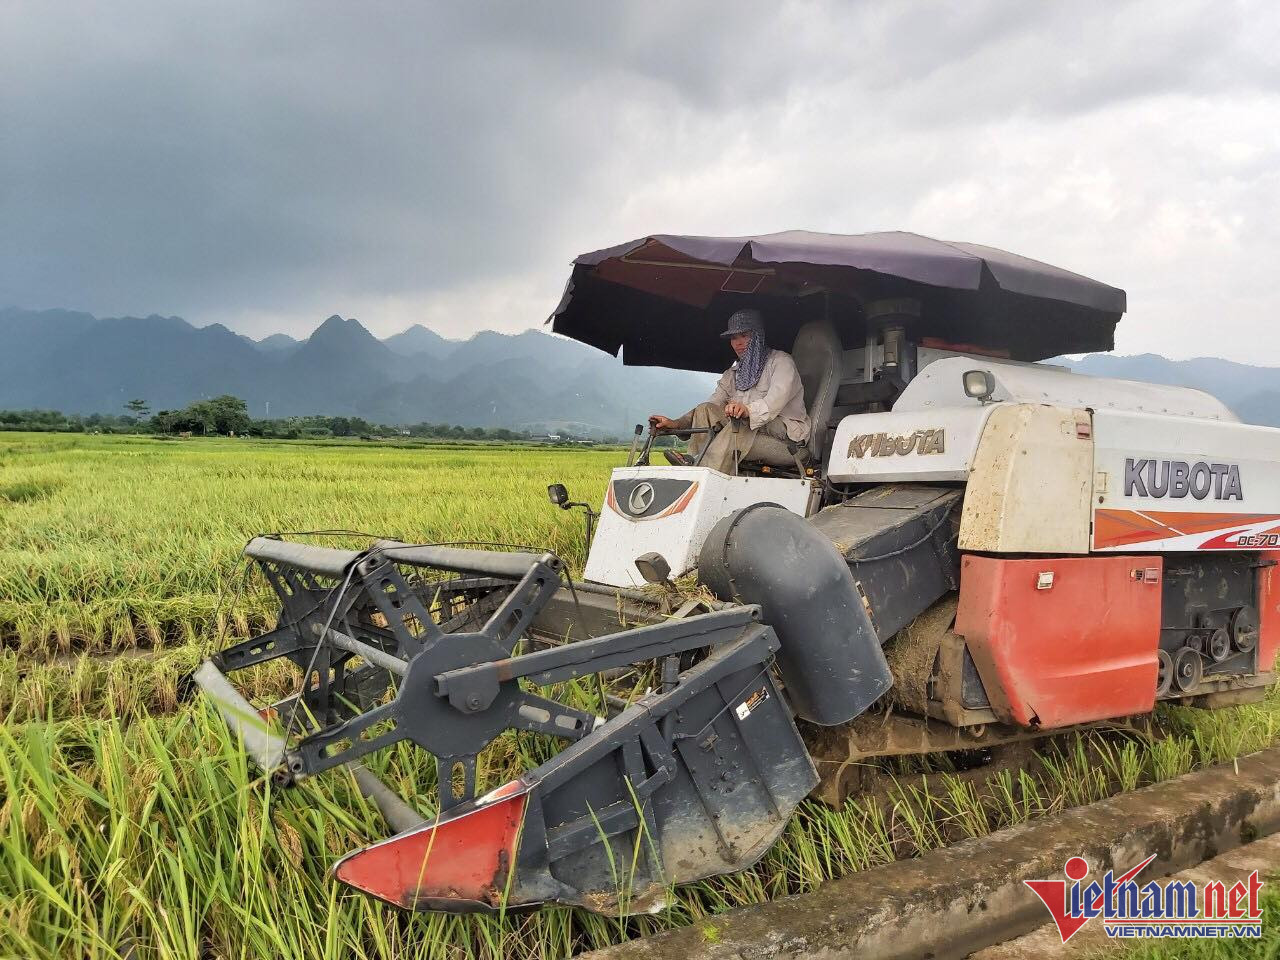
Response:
[720,308,765,339]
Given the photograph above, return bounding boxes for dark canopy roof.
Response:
[549,230,1126,373]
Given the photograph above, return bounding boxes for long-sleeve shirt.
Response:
[707,349,811,442]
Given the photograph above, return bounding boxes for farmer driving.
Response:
[649,308,810,473]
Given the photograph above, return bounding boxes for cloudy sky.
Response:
[2,1,1277,361]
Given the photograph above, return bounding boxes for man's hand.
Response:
[649,414,676,432]
[724,401,749,420]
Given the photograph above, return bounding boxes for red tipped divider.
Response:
[333,780,529,911]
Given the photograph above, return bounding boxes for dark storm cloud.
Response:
[1,1,1277,360]
[1,3,827,321]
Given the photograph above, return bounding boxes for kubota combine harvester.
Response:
[194,231,1280,914]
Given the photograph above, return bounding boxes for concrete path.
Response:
[580,747,1280,960]
[971,832,1280,959]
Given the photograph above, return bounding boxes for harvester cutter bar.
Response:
[197,535,819,913]
[328,621,817,912]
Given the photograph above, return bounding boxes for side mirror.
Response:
[962,369,996,403]
[547,483,598,556]
[634,551,672,585]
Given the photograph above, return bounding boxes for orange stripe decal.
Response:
[655,481,700,519]
[1094,509,1280,549]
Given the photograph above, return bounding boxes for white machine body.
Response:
[583,356,1280,583]
[583,466,814,587]
[827,356,1280,555]
[1091,410,1280,552]
[827,356,1236,485]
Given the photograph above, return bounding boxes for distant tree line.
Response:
[0,409,141,433]
[0,395,608,443]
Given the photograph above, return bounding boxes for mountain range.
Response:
[0,308,715,438]
[1055,353,1280,427]
[3,306,1280,432]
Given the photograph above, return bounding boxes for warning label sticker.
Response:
[734,686,769,721]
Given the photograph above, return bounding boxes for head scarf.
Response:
[728,310,769,391]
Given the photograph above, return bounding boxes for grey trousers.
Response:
[673,401,790,474]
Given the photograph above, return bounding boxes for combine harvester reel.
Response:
[198,230,1280,917]
[195,535,837,912]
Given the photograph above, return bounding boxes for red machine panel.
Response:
[333,783,527,910]
[955,555,1162,728]
[1258,553,1280,673]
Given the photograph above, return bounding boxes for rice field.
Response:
[0,433,608,658]
[2,432,1279,959]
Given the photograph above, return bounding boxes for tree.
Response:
[170,395,250,436]
[175,402,214,435]
[205,395,251,435]
[124,398,150,419]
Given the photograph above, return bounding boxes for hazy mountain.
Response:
[1055,353,1280,426]
[446,329,602,371]
[0,308,714,437]
[254,333,299,354]
[7,305,1274,434]
[0,308,270,414]
[382,324,454,359]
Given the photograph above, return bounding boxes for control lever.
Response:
[625,423,644,467]
[637,423,718,467]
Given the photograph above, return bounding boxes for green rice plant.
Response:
[1147,733,1196,783]
[6,433,1280,957]
[887,778,947,856]
[986,767,1049,828]
[937,773,992,839]
[1093,736,1144,794]
[0,477,62,503]
[0,649,298,724]
[1040,734,1109,808]
[0,433,617,656]
[3,694,1279,959]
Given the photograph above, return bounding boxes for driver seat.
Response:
[742,318,842,469]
